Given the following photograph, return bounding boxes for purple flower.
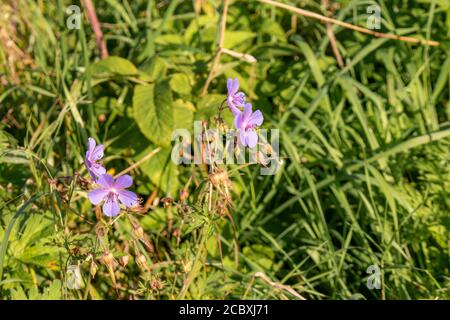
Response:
[88,174,138,217]
[234,103,264,148]
[85,137,106,181]
[227,78,246,115]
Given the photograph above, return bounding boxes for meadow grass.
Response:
[0,0,449,299]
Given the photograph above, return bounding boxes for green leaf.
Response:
[260,19,286,40]
[140,147,179,196]
[91,56,138,77]
[141,55,167,81]
[133,81,174,147]
[174,99,195,131]
[242,244,275,270]
[170,73,192,95]
[195,94,224,121]
[224,31,256,49]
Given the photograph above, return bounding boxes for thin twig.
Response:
[258,0,439,46]
[114,147,161,178]
[82,0,109,59]
[322,0,344,68]
[253,272,307,300]
[221,48,257,63]
[200,0,230,96]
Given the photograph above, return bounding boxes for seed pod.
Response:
[256,151,269,166]
[209,170,229,186]
[133,226,144,239]
[135,254,148,271]
[95,205,102,221]
[263,143,273,155]
[119,255,129,267]
[161,197,174,208]
[101,250,115,269]
[90,261,98,278]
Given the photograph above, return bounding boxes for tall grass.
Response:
[0,0,449,299]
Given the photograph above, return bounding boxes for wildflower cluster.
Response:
[85,137,138,217]
[226,78,264,148]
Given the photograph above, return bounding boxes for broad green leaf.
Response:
[174,99,195,131]
[141,55,168,81]
[223,31,256,49]
[140,146,179,196]
[133,82,174,147]
[195,94,225,121]
[260,19,286,40]
[170,73,192,95]
[91,56,138,77]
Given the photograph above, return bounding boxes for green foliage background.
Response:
[0,0,450,299]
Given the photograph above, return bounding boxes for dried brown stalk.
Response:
[322,0,344,68]
[258,0,440,47]
[82,0,109,59]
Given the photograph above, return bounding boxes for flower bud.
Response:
[98,114,106,123]
[150,279,164,291]
[180,189,189,202]
[172,228,181,238]
[183,260,192,273]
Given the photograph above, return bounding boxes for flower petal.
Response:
[87,137,96,155]
[103,198,120,217]
[87,167,97,181]
[231,78,239,94]
[88,188,108,205]
[234,111,243,130]
[115,174,133,189]
[245,130,258,148]
[227,78,233,94]
[92,144,104,161]
[97,174,115,188]
[89,164,106,180]
[243,103,252,121]
[239,130,247,146]
[227,97,241,116]
[236,92,246,106]
[249,110,264,127]
[118,189,138,207]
